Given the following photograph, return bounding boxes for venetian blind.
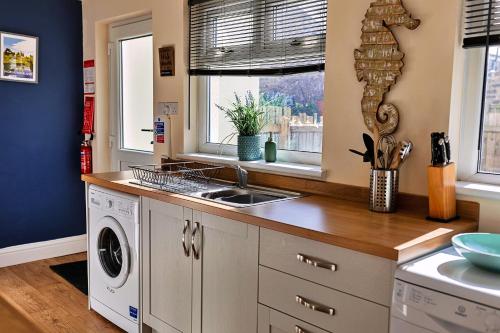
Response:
[189,0,327,75]
[463,0,500,48]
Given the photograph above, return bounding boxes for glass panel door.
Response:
[109,18,155,171]
[120,35,153,153]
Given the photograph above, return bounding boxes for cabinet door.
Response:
[142,198,193,333]
[191,212,259,333]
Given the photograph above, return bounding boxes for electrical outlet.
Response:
[158,102,178,115]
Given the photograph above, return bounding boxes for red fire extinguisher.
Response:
[80,140,92,174]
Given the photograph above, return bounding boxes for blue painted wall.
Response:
[0,0,85,248]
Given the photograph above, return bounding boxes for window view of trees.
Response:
[260,72,325,118]
[208,72,325,153]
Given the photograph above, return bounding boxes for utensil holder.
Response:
[369,169,399,213]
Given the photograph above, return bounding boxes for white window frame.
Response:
[195,76,323,165]
[458,47,500,185]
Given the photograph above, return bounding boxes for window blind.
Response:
[463,0,500,48]
[189,0,327,76]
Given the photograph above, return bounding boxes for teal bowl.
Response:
[452,233,500,273]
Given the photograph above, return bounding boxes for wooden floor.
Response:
[0,253,123,333]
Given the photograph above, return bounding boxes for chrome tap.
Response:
[235,165,248,188]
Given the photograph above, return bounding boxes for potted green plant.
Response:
[216,91,266,161]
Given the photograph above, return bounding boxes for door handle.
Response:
[297,253,337,272]
[182,220,191,257]
[141,129,154,132]
[295,295,335,316]
[191,221,201,260]
[295,325,312,333]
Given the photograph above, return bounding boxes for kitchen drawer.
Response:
[259,228,394,305]
[258,304,331,333]
[259,266,389,333]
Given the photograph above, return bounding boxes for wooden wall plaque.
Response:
[159,46,175,76]
[354,0,420,135]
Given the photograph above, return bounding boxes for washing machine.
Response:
[88,185,140,333]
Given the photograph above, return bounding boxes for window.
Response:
[479,47,500,174]
[206,73,324,153]
[189,0,327,164]
[459,0,500,183]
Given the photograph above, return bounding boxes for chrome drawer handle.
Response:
[295,325,312,333]
[297,253,337,272]
[182,220,191,257]
[295,295,335,316]
[191,221,201,260]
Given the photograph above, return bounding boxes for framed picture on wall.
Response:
[0,32,38,83]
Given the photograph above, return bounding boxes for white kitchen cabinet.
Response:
[192,212,259,333]
[259,266,389,333]
[142,198,259,333]
[260,228,395,306]
[142,198,193,333]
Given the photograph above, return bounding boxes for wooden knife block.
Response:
[427,163,457,222]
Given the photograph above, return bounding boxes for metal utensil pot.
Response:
[369,169,399,213]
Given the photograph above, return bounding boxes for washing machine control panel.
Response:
[89,189,138,219]
[393,280,500,332]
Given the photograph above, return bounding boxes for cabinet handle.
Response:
[295,325,312,333]
[297,253,337,272]
[191,221,201,260]
[182,220,191,257]
[295,295,335,316]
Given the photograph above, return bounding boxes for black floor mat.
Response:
[50,260,88,295]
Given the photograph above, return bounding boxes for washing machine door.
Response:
[95,216,130,289]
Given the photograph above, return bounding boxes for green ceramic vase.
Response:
[237,135,262,161]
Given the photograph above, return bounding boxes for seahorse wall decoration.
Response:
[354,0,420,135]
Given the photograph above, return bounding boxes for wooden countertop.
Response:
[82,172,479,262]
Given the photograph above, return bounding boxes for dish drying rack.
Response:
[130,161,224,193]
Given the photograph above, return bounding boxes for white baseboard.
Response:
[0,234,87,268]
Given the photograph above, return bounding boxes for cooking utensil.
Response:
[373,125,381,169]
[363,133,375,167]
[444,135,451,163]
[349,149,372,164]
[400,141,413,166]
[431,132,449,166]
[390,142,403,169]
[377,135,396,169]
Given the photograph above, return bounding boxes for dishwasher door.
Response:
[390,317,435,333]
[391,280,495,333]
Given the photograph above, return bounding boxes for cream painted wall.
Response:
[83,0,500,232]
[323,0,463,195]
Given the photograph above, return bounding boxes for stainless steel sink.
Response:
[196,186,301,207]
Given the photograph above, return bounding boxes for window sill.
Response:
[457,181,500,201]
[175,153,326,179]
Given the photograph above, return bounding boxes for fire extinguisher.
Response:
[80,140,92,174]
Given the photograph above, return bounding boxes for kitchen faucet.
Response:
[235,165,248,188]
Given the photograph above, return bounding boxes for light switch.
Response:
[158,102,178,115]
